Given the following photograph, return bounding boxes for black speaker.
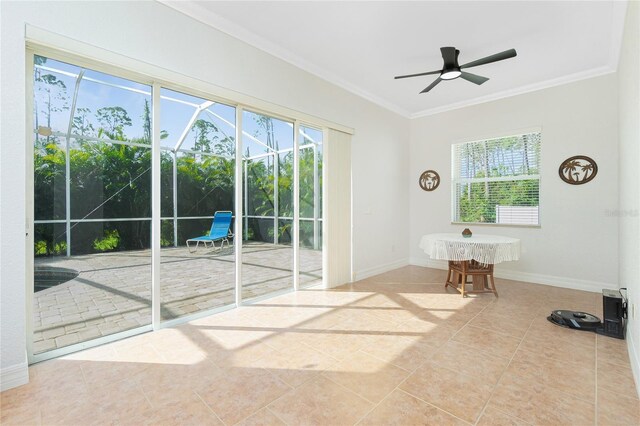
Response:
[597,289,626,339]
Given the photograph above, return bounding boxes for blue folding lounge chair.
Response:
[186,211,233,253]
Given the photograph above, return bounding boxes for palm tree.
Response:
[563,160,581,182]
[581,163,594,181]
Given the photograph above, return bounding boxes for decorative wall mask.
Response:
[419,170,440,191]
[558,155,598,185]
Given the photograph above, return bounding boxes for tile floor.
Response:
[2,266,639,425]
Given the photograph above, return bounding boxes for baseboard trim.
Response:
[354,258,410,282]
[409,257,617,293]
[627,325,640,399]
[0,360,29,392]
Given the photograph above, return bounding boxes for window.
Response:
[452,132,541,225]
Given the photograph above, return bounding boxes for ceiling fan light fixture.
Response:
[440,70,461,80]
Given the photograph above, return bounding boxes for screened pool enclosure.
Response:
[31,55,323,358]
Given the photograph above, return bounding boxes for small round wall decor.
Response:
[419,170,440,191]
[558,155,598,185]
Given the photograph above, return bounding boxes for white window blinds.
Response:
[452,132,541,225]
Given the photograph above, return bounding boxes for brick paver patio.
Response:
[33,242,322,354]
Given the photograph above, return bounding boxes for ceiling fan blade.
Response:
[460,72,489,85]
[460,48,517,69]
[440,47,458,68]
[394,69,441,79]
[420,78,442,94]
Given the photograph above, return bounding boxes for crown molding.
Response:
[158,0,412,118]
[159,0,627,121]
[409,65,616,119]
[409,0,627,119]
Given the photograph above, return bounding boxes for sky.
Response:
[35,55,322,158]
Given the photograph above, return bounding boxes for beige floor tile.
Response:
[201,319,274,348]
[597,334,631,367]
[135,360,224,406]
[489,371,595,425]
[299,328,372,360]
[4,267,639,426]
[507,348,595,402]
[430,340,511,385]
[126,391,224,426]
[236,407,287,426]
[79,357,152,385]
[255,344,337,388]
[476,404,531,425]
[334,311,400,334]
[243,306,318,329]
[468,310,533,338]
[598,357,639,398]
[394,318,458,347]
[517,316,597,367]
[358,389,469,425]
[480,299,541,317]
[0,386,42,426]
[30,358,87,390]
[3,365,91,423]
[361,334,439,372]
[295,309,350,330]
[214,338,280,369]
[268,376,374,425]
[518,331,596,367]
[452,325,522,359]
[323,351,410,403]
[414,307,481,331]
[112,342,165,364]
[527,316,596,348]
[598,390,640,426]
[349,292,409,308]
[196,367,291,425]
[261,330,313,352]
[366,305,425,325]
[42,378,152,425]
[399,361,493,423]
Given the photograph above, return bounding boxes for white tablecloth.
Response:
[419,233,520,265]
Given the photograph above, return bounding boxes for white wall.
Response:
[409,74,619,291]
[0,0,409,387]
[617,0,640,396]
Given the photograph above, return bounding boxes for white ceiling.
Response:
[162,1,627,118]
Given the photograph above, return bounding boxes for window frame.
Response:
[450,129,542,228]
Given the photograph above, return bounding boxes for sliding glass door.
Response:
[29,51,325,362]
[159,88,236,321]
[32,55,152,355]
[241,111,295,300]
[298,125,323,288]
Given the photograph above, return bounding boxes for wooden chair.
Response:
[445,243,498,297]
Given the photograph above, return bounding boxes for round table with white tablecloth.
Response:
[419,233,521,296]
[419,233,521,264]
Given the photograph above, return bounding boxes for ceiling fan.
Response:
[394,47,517,93]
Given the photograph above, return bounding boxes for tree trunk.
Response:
[523,134,530,174]
[483,142,489,198]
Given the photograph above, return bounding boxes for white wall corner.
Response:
[409,257,616,293]
[0,358,29,392]
[354,258,410,282]
[409,257,448,271]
